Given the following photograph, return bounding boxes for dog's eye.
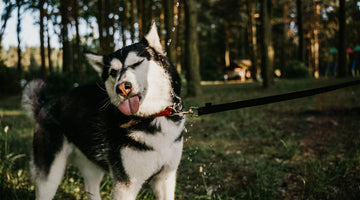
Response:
[109,69,118,77]
[129,59,145,69]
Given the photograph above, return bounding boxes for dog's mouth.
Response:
[118,95,141,116]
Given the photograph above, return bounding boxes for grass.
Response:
[1,78,360,199]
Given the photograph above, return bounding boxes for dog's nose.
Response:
[116,82,132,96]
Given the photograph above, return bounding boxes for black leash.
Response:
[183,79,360,117]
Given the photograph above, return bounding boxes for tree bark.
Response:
[60,0,71,72]
[184,0,202,97]
[175,0,183,73]
[143,0,152,29]
[120,0,127,47]
[104,0,114,53]
[137,0,144,37]
[46,13,53,73]
[246,0,257,81]
[224,22,230,68]
[130,0,135,43]
[260,0,274,88]
[39,0,47,77]
[16,0,22,76]
[296,0,304,62]
[338,0,347,77]
[73,0,82,84]
[280,0,289,74]
[313,1,320,78]
[164,0,176,64]
[97,0,105,53]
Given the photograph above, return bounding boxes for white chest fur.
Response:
[120,117,185,181]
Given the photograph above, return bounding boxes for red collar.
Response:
[152,107,174,118]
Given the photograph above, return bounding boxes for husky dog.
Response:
[22,23,185,200]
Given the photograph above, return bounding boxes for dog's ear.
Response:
[85,52,104,74]
[143,22,163,53]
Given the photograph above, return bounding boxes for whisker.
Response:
[96,82,107,93]
[99,98,112,111]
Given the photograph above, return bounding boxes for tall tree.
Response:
[137,0,144,37]
[280,0,289,73]
[120,0,128,47]
[39,0,46,77]
[45,4,52,73]
[60,0,71,72]
[73,0,82,83]
[338,0,347,77]
[246,0,257,81]
[130,0,136,43]
[296,0,304,62]
[305,0,320,78]
[16,0,22,76]
[260,0,274,88]
[143,0,152,30]
[184,0,202,96]
[163,0,176,64]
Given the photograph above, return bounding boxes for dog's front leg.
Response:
[152,169,177,200]
[112,181,143,200]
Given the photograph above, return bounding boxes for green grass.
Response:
[1,78,360,199]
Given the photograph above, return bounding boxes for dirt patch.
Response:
[299,107,360,156]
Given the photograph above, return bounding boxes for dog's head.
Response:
[86,23,181,117]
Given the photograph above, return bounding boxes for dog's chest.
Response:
[119,117,185,178]
[128,117,184,150]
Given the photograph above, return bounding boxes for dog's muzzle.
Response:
[116,82,132,96]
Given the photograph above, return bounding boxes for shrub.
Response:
[0,61,21,95]
[282,60,309,79]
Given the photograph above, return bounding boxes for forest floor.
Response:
[1,78,360,199]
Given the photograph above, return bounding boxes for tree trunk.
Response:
[164,0,176,64]
[46,17,53,73]
[338,0,347,77]
[137,0,144,37]
[280,0,289,74]
[130,0,135,43]
[121,0,128,47]
[246,0,257,81]
[296,0,304,62]
[73,0,82,84]
[224,22,230,68]
[143,0,152,30]
[260,0,274,88]
[60,0,71,72]
[184,0,202,97]
[175,0,183,73]
[97,0,105,53]
[104,0,114,53]
[16,0,22,76]
[313,2,320,78]
[39,0,47,77]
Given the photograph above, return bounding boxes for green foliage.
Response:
[282,60,309,79]
[0,61,21,95]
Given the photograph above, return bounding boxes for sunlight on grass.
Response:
[0,110,24,116]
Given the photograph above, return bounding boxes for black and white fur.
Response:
[22,23,185,200]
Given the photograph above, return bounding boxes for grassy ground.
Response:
[1,78,360,199]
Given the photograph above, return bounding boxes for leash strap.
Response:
[195,79,360,116]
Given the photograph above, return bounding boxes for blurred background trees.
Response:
[0,0,359,95]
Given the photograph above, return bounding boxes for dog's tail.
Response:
[22,79,46,123]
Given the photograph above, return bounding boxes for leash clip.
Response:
[173,106,199,117]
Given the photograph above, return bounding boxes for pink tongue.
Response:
[119,96,140,116]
